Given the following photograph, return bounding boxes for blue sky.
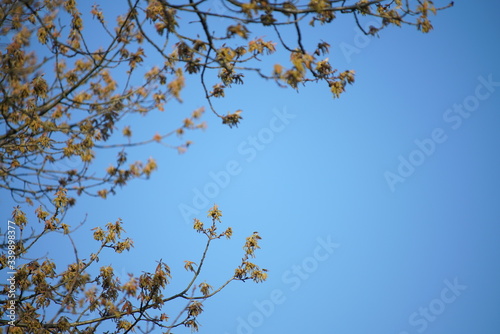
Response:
[3,1,500,333]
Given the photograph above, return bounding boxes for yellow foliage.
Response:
[0,1,448,331]
[122,126,132,137]
[143,157,157,177]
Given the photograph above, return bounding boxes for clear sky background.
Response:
[3,1,500,333]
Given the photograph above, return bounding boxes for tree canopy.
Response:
[0,0,452,204]
[0,0,451,333]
